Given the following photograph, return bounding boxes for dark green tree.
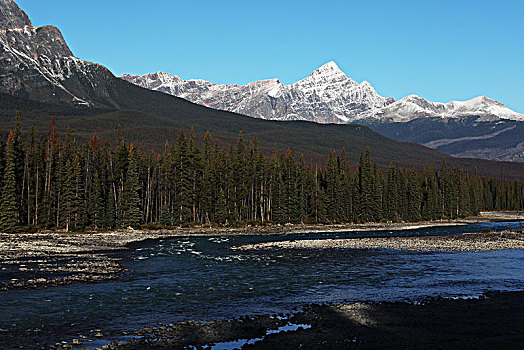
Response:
[174,129,192,224]
[0,132,20,232]
[160,204,172,226]
[122,145,142,228]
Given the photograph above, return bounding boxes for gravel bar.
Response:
[235,232,524,252]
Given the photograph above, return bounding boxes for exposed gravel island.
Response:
[235,231,524,252]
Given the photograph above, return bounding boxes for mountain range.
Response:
[122,62,523,124]
[1,0,523,177]
[122,63,524,161]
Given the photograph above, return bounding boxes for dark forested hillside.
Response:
[2,93,524,179]
[0,114,522,233]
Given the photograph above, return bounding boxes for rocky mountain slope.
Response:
[122,63,524,161]
[0,0,143,109]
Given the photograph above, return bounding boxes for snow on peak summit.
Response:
[311,61,344,76]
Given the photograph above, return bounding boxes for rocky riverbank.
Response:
[235,231,524,252]
[85,291,524,349]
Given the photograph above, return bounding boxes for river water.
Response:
[1,222,523,348]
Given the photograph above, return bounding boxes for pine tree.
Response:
[0,120,520,231]
[0,132,20,232]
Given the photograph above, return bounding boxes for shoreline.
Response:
[0,215,520,291]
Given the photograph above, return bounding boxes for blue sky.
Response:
[17,0,524,112]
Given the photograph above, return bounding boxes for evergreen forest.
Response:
[0,114,523,233]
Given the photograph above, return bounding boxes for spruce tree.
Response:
[73,155,87,230]
[13,111,26,225]
[122,145,142,228]
[92,171,105,229]
[174,129,192,224]
[0,120,520,231]
[215,187,228,224]
[0,132,20,232]
[358,146,374,222]
[407,168,421,221]
[105,186,116,229]
[323,150,338,222]
[160,204,172,226]
[60,158,76,231]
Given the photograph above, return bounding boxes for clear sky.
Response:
[16,0,524,112]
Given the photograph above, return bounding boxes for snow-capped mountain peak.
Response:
[121,62,523,124]
[292,61,357,96]
[121,61,391,123]
[310,61,346,78]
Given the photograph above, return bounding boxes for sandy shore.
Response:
[95,291,524,350]
[235,231,524,252]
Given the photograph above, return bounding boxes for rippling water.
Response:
[1,222,523,348]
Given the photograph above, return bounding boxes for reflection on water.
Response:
[0,222,523,348]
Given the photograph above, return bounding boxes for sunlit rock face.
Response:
[0,0,124,107]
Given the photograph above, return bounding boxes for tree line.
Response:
[0,114,522,233]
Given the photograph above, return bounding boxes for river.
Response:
[1,222,523,349]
